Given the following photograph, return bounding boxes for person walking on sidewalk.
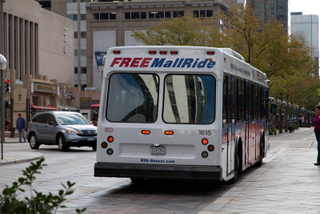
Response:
[16,114,26,143]
[314,105,320,165]
[287,118,294,133]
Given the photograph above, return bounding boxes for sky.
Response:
[289,0,320,16]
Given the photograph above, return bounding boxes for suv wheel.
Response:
[29,133,40,149]
[92,142,97,151]
[58,135,67,151]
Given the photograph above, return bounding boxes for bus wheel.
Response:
[130,177,145,184]
[255,136,265,167]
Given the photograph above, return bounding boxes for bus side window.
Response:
[236,79,242,122]
[246,81,252,121]
[228,76,232,123]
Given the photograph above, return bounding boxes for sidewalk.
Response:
[199,127,319,214]
[0,135,43,166]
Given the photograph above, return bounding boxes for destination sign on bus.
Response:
[109,57,216,69]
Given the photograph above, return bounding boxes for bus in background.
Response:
[94,46,269,183]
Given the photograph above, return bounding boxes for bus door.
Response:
[224,75,236,175]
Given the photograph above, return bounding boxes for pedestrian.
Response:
[313,105,320,165]
[287,118,293,133]
[16,113,26,143]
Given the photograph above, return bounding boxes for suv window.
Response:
[32,114,47,123]
[47,114,56,124]
[57,114,90,125]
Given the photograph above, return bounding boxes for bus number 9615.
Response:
[199,130,211,136]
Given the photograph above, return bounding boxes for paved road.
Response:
[0,127,319,213]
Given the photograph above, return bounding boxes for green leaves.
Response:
[131,4,319,110]
[131,15,223,47]
[0,158,86,214]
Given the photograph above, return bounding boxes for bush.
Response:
[269,126,276,135]
[0,158,86,214]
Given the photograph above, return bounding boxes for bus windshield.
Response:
[107,73,159,123]
[163,74,215,124]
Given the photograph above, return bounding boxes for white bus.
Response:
[94,46,269,183]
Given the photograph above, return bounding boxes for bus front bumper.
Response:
[94,163,222,180]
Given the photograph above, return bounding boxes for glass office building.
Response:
[291,12,319,61]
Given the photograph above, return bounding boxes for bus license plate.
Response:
[150,145,166,155]
[87,136,95,141]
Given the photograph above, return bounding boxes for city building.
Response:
[291,12,319,62]
[86,0,237,90]
[35,0,238,92]
[37,0,91,91]
[249,0,289,30]
[0,0,74,128]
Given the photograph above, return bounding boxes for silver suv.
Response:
[27,111,97,151]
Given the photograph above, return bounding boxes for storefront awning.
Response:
[31,104,58,110]
[46,106,58,110]
[31,104,42,109]
[91,103,100,107]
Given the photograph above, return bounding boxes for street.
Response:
[0,127,319,213]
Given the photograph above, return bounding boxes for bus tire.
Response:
[255,133,265,167]
[130,177,145,184]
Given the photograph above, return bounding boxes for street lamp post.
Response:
[0,53,7,160]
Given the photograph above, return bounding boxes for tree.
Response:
[131,15,223,47]
[131,5,320,109]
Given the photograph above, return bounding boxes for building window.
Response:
[173,11,184,18]
[93,12,116,20]
[80,14,86,20]
[124,12,147,19]
[74,49,87,57]
[74,67,87,74]
[74,31,86,39]
[193,10,213,17]
[149,11,171,19]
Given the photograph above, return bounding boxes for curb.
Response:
[0,152,44,166]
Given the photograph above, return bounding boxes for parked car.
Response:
[27,111,97,151]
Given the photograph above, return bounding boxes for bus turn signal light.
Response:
[164,130,174,135]
[101,142,108,148]
[207,144,214,151]
[202,138,208,145]
[141,130,150,135]
[107,136,114,143]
